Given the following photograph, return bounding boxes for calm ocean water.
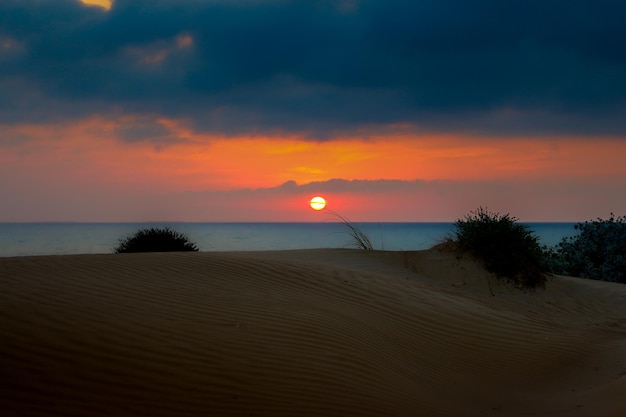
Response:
[0,222,579,257]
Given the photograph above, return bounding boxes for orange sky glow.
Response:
[3,0,626,224]
[2,116,625,222]
[79,0,112,11]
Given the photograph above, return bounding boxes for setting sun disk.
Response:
[309,196,326,211]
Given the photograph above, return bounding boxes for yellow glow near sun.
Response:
[79,0,112,11]
[309,196,326,211]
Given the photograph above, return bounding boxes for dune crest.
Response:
[2,249,625,416]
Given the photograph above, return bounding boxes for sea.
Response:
[0,222,581,258]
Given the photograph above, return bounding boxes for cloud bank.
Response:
[130,178,626,222]
[1,0,625,138]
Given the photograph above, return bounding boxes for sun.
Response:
[309,196,326,211]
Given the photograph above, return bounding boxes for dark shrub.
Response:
[546,214,626,283]
[453,207,546,288]
[114,227,199,253]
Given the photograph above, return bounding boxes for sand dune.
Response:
[1,248,625,416]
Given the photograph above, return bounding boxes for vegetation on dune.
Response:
[114,227,199,253]
[108,210,625,285]
[450,208,626,286]
[328,210,374,250]
[451,207,546,288]
[542,214,626,283]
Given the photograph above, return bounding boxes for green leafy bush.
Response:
[114,227,199,253]
[545,214,626,283]
[453,207,546,288]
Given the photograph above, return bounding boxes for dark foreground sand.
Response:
[2,248,626,416]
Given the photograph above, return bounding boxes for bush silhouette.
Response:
[544,214,626,283]
[114,227,199,253]
[452,207,546,288]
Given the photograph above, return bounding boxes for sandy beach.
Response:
[2,248,625,416]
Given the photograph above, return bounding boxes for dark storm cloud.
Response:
[115,116,182,144]
[1,0,625,137]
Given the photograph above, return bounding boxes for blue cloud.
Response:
[1,0,625,137]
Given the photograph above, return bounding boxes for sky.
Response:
[1,0,625,222]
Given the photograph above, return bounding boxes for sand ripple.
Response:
[2,249,626,416]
